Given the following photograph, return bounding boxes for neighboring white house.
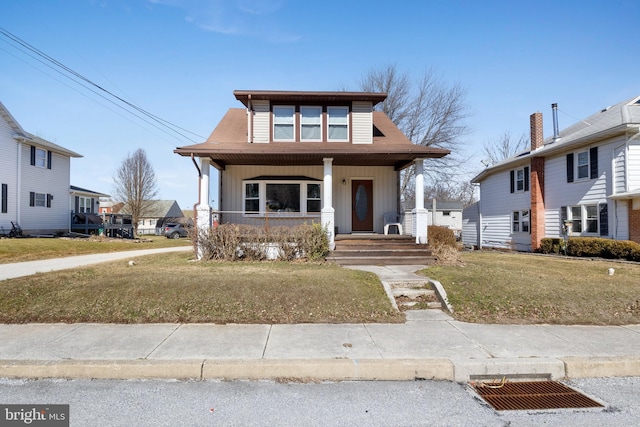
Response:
[70,185,109,214]
[464,96,640,251]
[0,101,82,236]
[426,200,463,232]
[120,200,184,235]
[174,90,449,256]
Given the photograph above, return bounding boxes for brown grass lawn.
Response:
[424,251,640,325]
[0,252,403,324]
[0,235,191,264]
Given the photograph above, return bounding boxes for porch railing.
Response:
[211,210,321,231]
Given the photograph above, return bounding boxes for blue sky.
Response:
[1,0,638,210]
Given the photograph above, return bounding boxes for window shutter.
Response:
[561,206,567,222]
[528,209,531,234]
[524,166,530,192]
[75,196,79,213]
[590,147,598,179]
[510,170,515,193]
[29,191,35,207]
[599,203,609,236]
[46,194,53,208]
[47,151,52,169]
[1,184,7,214]
[91,198,95,213]
[566,154,574,183]
[30,146,36,166]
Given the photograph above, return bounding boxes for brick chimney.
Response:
[530,112,543,151]
[529,111,545,251]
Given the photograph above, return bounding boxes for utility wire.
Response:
[0,27,206,143]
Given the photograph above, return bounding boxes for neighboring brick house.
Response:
[0,101,82,236]
[464,95,640,250]
[174,90,449,252]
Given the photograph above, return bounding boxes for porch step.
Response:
[328,236,435,266]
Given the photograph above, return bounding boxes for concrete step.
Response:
[326,256,437,266]
[391,288,436,299]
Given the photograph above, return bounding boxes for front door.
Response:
[351,180,373,232]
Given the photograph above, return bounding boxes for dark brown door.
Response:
[351,180,373,232]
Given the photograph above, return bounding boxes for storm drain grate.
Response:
[471,380,604,411]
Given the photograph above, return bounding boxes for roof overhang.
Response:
[233,90,388,107]
[608,188,640,200]
[174,142,449,171]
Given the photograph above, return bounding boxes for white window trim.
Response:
[273,106,295,142]
[327,106,349,142]
[35,148,47,168]
[515,168,525,192]
[242,179,322,217]
[511,209,530,233]
[575,149,590,180]
[567,204,599,235]
[300,106,322,142]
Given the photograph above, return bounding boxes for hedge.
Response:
[539,237,640,262]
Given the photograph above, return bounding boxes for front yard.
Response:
[425,251,640,325]
[0,252,402,324]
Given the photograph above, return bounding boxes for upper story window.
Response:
[35,148,46,168]
[566,147,598,183]
[576,150,589,179]
[300,107,322,141]
[327,107,348,141]
[273,106,295,141]
[509,166,529,193]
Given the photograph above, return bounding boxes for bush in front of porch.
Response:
[197,223,329,262]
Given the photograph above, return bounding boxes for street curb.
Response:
[0,360,204,380]
[561,356,640,378]
[203,359,453,381]
[0,359,453,381]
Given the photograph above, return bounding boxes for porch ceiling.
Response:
[174,143,449,171]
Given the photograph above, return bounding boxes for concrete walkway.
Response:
[1,251,639,382]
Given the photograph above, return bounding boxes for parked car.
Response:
[162,223,189,239]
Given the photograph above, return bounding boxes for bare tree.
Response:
[360,64,471,206]
[113,148,158,235]
[482,131,529,166]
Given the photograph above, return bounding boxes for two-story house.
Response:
[174,90,449,253]
[0,101,82,236]
[464,95,640,251]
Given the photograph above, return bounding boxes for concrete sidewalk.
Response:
[1,253,639,382]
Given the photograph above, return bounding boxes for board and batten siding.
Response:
[221,165,397,234]
[478,166,531,250]
[0,116,19,229]
[19,144,71,233]
[351,101,372,144]
[252,100,270,143]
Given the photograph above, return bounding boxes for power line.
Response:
[0,27,206,143]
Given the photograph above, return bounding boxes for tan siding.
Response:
[351,101,372,144]
[252,100,270,143]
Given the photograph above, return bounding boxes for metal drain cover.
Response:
[471,380,604,411]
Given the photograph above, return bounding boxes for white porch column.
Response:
[413,158,428,244]
[196,157,212,259]
[321,158,335,250]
